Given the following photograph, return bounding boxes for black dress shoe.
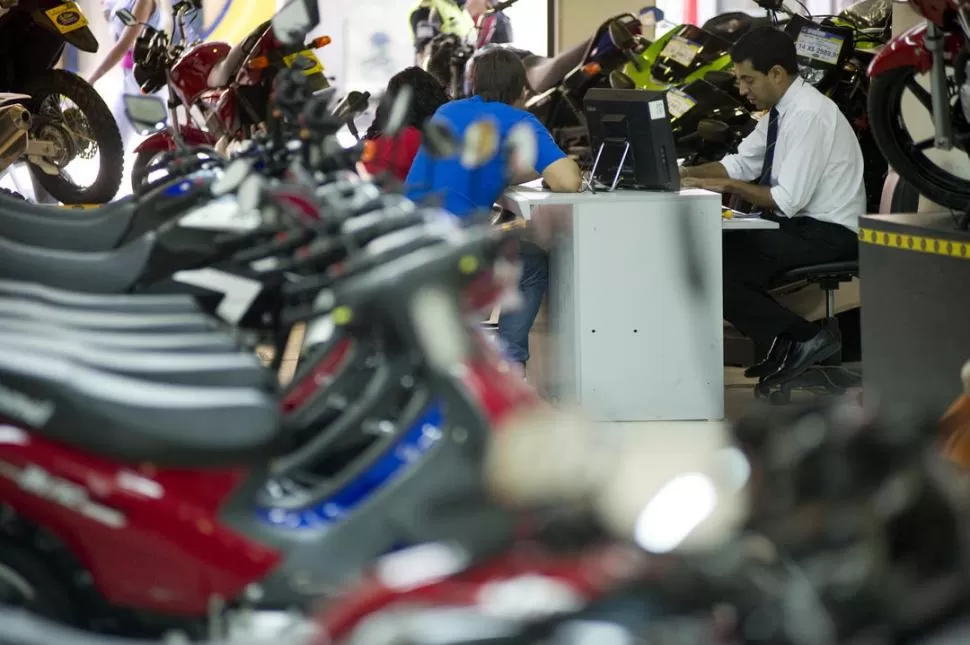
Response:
[760,329,841,388]
[744,336,792,379]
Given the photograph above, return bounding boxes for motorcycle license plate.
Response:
[660,36,700,67]
[665,88,696,120]
[46,2,88,34]
[284,50,325,76]
[794,27,844,65]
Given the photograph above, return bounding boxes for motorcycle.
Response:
[124,0,332,191]
[0,0,124,204]
[865,0,970,213]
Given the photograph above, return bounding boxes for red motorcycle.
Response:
[124,1,331,191]
[867,0,970,212]
[0,222,537,636]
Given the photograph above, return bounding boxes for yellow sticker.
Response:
[45,2,89,35]
[283,50,325,76]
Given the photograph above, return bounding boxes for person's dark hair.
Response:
[365,67,450,140]
[467,46,527,104]
[730,26,799,76]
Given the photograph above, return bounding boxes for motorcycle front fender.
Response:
[868,22,964,77]
[134,127,214,154]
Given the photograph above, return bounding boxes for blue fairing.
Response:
[254,402,445,530]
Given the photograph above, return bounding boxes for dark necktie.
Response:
[758,107,780,186]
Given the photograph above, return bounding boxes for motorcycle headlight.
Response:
[799,66,826,87]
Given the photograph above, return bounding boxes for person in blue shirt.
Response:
[406,47,582,373]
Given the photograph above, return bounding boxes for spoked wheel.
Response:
[24,70,123,204]
[0,539,76,623]
[868,64,970,210]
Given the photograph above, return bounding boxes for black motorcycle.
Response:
[0,0,124,204]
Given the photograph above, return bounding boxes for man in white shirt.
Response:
[682,26,864,388]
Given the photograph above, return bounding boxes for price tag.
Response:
[660,36,700,67]
[666,89,696,120]
[795,27,844,65]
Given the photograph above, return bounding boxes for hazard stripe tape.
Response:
[859,227,970,259]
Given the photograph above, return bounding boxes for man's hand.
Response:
[682,177,735,193]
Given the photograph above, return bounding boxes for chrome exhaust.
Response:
[0,104,30,168]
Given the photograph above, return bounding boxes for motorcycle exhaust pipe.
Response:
[0,105,31,163]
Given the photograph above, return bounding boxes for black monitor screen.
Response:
[583,88,680,192]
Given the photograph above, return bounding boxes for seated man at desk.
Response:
[406,47,582,372]
[681,26,864,386]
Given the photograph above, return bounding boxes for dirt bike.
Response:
[0,0,123,204]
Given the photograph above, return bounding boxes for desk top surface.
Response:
[503,183,719,204]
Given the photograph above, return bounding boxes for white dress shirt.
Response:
[720,78,866,233]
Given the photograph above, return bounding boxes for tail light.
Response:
[582,62,602,77]
[310,35,332,49]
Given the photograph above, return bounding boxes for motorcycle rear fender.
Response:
[868,22,965,77]
[134,127,214,154]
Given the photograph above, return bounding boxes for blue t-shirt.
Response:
[405,96,565,219]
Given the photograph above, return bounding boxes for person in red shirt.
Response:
[362,67,450,182]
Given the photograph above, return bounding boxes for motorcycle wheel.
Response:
[0,539,77,623]
[24,70,124,205]
[868,65,970,210]
[131,148,168,193]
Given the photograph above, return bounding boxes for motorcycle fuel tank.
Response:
[170,42,233,107]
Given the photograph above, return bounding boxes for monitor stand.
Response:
[588,139,631,193]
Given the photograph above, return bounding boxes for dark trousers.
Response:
[723,216,858,349]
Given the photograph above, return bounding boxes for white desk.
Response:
[500,186,726,422]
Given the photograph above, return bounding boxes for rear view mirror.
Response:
[422,121,457,160]
[608,20,636,49]
[696,119,731,144]
[608,70,636,90]
[272,0,320,46]
[504,122,538,177]
[115,8,137,26]
[460,118,499,169]
[123,94,167,134]
[382,86,413,137]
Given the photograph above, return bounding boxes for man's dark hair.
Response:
[467,46,528,104]
[730,26,799,76]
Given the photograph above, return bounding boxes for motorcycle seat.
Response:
[0,232,155,293]
[0,347,280,467]
[521,38,592,94]
[0,332,272,388]
[0,318,238,352]
[0,297,216,332]
[0,200,137,252]
[0,280,199,313]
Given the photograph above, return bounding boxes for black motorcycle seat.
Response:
[0,347,281,467]
[521,38,592,94]
[0,318,237,352]
[0,200,136,252]
[0,297,216,332]
[0,332,272,388]
[0,280,199,312]
[0,232,154,293]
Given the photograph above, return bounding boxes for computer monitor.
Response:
[583,88,680,192]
